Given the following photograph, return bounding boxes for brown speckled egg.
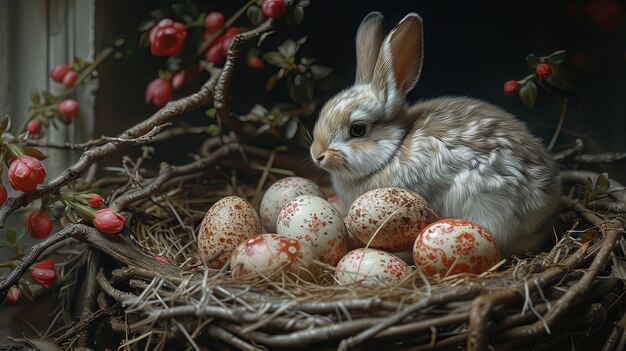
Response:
[335,248,411,287]
[197,196,261,269]
[230,234,317,281]
[259,177,326,233]
[413,219,501,277]
[345,187,435,252]
[276,195,348,266]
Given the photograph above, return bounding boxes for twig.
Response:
[0,68,221,229]
[77,248,101,347]
[547,97,568,152]
[574,152,626,164]
[552,139,584,162]
[561,170,626,203]
[54,307,113,345]
[208,324,263,351]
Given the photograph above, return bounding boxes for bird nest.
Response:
[96,146,626,351]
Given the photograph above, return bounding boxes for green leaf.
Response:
[22,147,48,160]
[185,0,199,18]
[285,6,304,25]
[310,65,333,80]
[297,0,311,7]
[30,92,41,106]
[525,54,538,67]
[546,75,575,91]
[42,91,55,105]
[285,117,300,139]
[207,124,220,136]
[150,9,168,19]
[138,19,156,32]
[5,231,16,247]
[247,5,265,26]
[71,202,96,220]
[0,115,10,134]
[262,52,286,67]
[65,205,79,224]
[595,174,610,194]
[519,81,538,109]
[254,124,271,136]
[205,108,217,118]
[278,40,297,58]
[548,50,567,64]
[171,4,188,18]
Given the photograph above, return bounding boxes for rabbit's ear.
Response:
[355,12,385,85]
[372,13,424,97]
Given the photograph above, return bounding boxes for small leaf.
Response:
[262,52,286,67]
[185,0,199,18]
[254,124,272,136]
[595,174,610,194]
[546,75,574,91]
[205,108,217,118]
[285,6,305,25]
[519,81,538,108]
[0,115,10,134]
[278,40,297,58]
[5,231,16,246]
[65,205,79,224]
[548,50,567,64]
[265,73,280,91]
[526,54,539,67]
[71,202,96,220]
[171,4,188,17]
[207,124,220,136]
[150,9,168,19]
[42,91,55,104]
[247,5,265,26]
[298,0,311,7]
[285,117,300,139]
[30,92,41,106]
[310,65,333,79]
[138,19,156,32]
[22,147,48,160]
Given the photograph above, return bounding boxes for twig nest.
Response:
[335,248,411,287]
[413,219,501,277]
[197,196,261,269]
[259,176,326,232]
[276,195,348,266]
[230,234,318,281]
[345,187,436,252]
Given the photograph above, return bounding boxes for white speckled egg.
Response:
[335,248,411,287]
[276,195,348,266]
[230,234,317,281]
[259,177,326,232]
[345,187,436,252]
[413,219,501,277]
[197,196,261,269]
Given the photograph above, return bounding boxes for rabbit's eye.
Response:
[349,123,366,138]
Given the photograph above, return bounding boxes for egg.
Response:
[345,187,435,252]
[230,234,317,281]
[276,195,348,266]
[335,248,411,287]
[259,177,326,233]
[197,196,261,269]
[413,219,501,277]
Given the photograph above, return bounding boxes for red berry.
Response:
[6,286,20,304]
[8,155,46,192]
[0,185,7,207]
[63,70,78,88]
[145,78,173,108]
[503,80,521,96]
[225,27,242,38]
[262,0,287,18]
[50,64,72,83]
[27,120,41,136]
[85,193,104,207]
[247,56,265,69]
[30,267,56,289]
[93,208,126,235]
[155,256,169,263]
[59,99,80,117]
[535,63,552,78]
[25,210,52,240]
[220,36,232,54]
[205,12,225,32]
[205,44,225,64]
[34,259,55,270]
[172,72,185,90]
[149,18,188,57]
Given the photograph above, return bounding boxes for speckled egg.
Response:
[259,177,326,233]
[345,187,436,252]
[413,219,501,277]
[335,248,411,287]
[197,196,261,269]
[230,234,317,281]
[276,195,348,266]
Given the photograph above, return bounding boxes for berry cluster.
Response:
[502,50,574,108]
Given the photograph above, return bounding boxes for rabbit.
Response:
[309,12,561,256]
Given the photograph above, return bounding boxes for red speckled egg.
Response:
[276,195,348,266]
[230,234,317,281]
[345,187,436,252]
[335,248,411,287]
[259,177,326,233]
[197,196,261,269]
[413,219,501,277]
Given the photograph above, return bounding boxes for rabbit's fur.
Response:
[310,12,560,256]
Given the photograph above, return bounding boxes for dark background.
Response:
[95,0,626,181]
